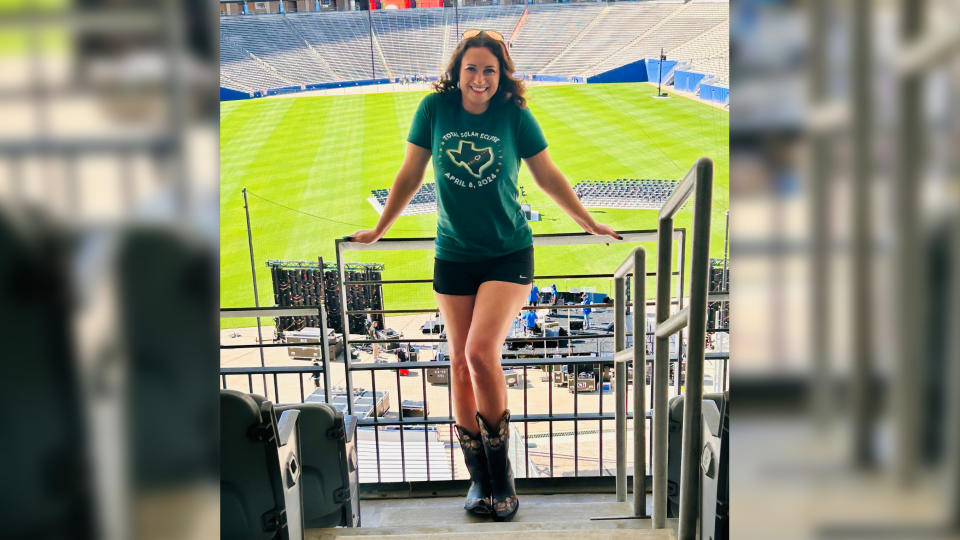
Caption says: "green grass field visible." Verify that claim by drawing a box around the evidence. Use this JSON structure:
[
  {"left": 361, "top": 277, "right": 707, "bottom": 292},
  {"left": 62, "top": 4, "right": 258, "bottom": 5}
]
[{"left": 220, "top": 83, "right": 728, "bottom": 328}]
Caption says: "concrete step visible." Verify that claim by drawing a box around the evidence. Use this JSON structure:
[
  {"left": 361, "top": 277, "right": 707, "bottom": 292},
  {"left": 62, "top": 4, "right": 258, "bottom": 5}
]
[
  {"left": 307, "top": 498, "right": 676, "bottom": 540},
  {"left": 313, "top": 529, "right": 675, "bottom": 540}
]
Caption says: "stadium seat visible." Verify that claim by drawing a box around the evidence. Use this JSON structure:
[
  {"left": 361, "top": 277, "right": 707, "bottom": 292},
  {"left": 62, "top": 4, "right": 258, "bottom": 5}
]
[
  {"left": 221, "top": 390, "right": 305, "bottom": 540},
  {"left": 274, "top": 403, "right": 361, "bottom": 528},
  {"left": 0, "top": 206, "right": 92, "bottom": 538}
]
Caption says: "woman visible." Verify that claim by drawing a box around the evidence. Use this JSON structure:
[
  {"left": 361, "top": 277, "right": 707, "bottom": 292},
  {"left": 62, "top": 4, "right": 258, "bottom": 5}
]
[{"left": 350, "top": 30, "right": 621, "bottom": 521}]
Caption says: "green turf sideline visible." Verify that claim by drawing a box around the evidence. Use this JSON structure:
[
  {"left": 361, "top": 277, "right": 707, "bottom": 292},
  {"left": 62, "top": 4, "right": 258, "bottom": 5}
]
[{"left": 220, "top": 83, "right": 728, "bottom": 329}]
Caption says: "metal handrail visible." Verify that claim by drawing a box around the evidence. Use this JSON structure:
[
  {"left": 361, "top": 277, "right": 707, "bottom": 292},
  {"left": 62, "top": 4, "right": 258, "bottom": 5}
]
[
  {"left": 649, "top": 157, "right": 713, "bottom": 537},
  {"left": 612, "top": 247, "right": 647, "bottom": 517},
  {"left": 220, "top": 227, "right": 709, "bottom": 492},
  {"left": 221, "top": 305, "right": 333, "bottom": 405},
  {"left": 334, "top": 230, "right": 679, "bottom": 418}
]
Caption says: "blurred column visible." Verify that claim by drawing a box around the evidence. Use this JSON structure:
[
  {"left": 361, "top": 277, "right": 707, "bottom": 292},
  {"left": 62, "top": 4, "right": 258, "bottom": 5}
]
[
  {"left": 807, "top": 0, "right": 834, "bottom": 428},
  {"left": 850, "top": 0, "right": 876, "bottom": 468},
  {"left": 893, "top": 0, "right": 924, "bottom": 485}
]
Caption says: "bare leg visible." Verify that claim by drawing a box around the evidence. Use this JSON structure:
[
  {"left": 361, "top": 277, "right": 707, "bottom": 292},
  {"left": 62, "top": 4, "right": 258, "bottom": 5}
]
[
  {"left": 465, "top": 280, "right": 531, "bottom": 427},
  {"left": 435, "top": 292, "right": 479, "bottom": 434}
]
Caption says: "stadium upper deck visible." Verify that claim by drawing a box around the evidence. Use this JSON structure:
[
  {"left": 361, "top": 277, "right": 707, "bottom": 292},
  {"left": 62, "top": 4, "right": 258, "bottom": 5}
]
[{"left": 220, "top": 1, "right": 728, "bottom": 94}]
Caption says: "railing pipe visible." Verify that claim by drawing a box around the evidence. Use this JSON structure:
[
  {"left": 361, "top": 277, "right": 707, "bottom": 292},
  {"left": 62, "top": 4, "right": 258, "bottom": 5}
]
[
  {"left": 652, "top": 219, "right": 673, "bottom": 529},
  {"left": 317, "top": 257, "right": 333, "bottom": 404},
  {"left": 336, "top": 239, "right": 355, "bottom": 417},
  {"left": 656, "top": 306, "right": 689, "bottom": 339},
  {"left": 675, "top": 158, "right": 713, "bottom": 540},
  {"left": 614, "top": 275, "right": 627, "bottom": 502},
  {"left": 613, "top": 247, "right": 648, "bottom": 517},
  {"left": 631, "top": 248, "right": 647, "bottom": 518}
]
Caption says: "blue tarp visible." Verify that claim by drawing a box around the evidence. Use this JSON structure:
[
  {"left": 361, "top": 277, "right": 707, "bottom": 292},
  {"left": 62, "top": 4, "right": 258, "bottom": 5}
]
[
  {"left": 644, "top": 59, "right": 678, "bottom": 85},
  {"left": 220, "top": 86, "right": 252, "bottom": 101},
  {"left": 698, "top": 84, "right": 729, "bottom": 104},
  {"left": 585, "top": 59, "right": 648, "bottom": 84},
  {"left": 673, "top": 70, "right": 706, "bottom": 93}
]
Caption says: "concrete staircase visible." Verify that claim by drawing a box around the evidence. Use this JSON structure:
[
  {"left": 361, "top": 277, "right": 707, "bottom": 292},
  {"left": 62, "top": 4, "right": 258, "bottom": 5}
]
[{"left": 308, "top": 495, "right": 677, "bottom": 539}]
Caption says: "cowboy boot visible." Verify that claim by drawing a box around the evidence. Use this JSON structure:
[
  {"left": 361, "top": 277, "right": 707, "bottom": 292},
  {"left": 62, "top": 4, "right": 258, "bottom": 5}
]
[
  {"left": 477, "top": 411, "right": 519, "bottom": 521},
  {"left": 454, "top": 425, "right": 492, "bottom": 516}
]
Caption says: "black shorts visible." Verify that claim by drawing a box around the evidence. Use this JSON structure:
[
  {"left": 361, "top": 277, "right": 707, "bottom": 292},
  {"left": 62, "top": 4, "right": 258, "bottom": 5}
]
[{"left": 433, "top": 247, "right": 534, "bottom": 295}]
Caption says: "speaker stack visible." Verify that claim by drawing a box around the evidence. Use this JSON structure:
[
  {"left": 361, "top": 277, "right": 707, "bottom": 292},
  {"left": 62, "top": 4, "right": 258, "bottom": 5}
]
[{"left": 267, "top": 259, "right": 385, "bottom": 336}]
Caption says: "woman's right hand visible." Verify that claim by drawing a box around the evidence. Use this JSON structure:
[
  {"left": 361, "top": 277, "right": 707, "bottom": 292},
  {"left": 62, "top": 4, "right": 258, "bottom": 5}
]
[{"left": 347, "top": 229, "right": 384, "bottom": 245}]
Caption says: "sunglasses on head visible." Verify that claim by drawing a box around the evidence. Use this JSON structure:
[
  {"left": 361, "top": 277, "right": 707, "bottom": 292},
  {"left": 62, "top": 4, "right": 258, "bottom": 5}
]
[{"left": 461, "top": 29, "right": 504, "bottom": 42}]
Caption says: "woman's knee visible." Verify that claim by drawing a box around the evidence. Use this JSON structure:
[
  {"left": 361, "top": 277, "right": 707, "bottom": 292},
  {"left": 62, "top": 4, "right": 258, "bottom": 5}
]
[
  {"left": 464, "top": 340, "right": 500, "bottom": 373},
  {"left": 450, "top": 353, "right": 471, "bottom": 380}
]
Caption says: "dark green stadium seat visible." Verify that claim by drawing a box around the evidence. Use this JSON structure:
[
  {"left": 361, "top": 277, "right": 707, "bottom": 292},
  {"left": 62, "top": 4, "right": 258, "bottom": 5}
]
[
  {"left": 221, "top": 390, "right": 304, "bottom": 540},
  {"left": 0, "top": 207, "right": 92, "bottom": 538},
  {"left": 275, "top": 403, "right": 360, "bottom": 528}
]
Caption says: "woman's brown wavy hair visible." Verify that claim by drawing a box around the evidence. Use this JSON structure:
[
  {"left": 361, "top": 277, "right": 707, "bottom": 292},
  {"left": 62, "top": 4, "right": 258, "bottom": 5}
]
[{"left": 433, "top": 31, "right": 527, "bottom": 109}]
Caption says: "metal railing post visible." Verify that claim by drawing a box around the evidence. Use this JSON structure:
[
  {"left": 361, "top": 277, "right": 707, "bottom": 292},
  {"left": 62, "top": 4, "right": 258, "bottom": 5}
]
[
  {"left": 614, "top": 275, "right": 627, "bottom": 502},
  {"left": 652, "top": 220, "right": 673, "bottom": 529},
  {"left": 317, "top": 257, "right": 333, "bottom": 404},
  {"left": 632, "top": 248, "right": 647, "bottom": 518},
  {"left": 614, "top": 247, "right": 649, "bottom": 517},
  {"left": 336, "top": 240, "right": 355, "bottom": 416},
  {"left": 677, "top": 158, "right": 713, "bottom": 540}
]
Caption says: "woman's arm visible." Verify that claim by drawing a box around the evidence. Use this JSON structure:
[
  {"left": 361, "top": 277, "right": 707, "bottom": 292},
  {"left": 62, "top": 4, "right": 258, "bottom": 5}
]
[
  {"left": 524, "top": 148, "right": 622, "bottom": 240},
  {"left": 349, "top": 143, "right": 432, "bottom": 244}
]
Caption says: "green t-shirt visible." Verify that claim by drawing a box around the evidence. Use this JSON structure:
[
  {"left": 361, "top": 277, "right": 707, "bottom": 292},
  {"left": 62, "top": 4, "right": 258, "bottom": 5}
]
[{"left": 407, "top": 91, "right": 548, "bottom": 262}]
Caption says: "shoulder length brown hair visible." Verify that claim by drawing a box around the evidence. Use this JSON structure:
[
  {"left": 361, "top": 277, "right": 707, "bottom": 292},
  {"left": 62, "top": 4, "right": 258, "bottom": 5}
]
[{"left": 433, "top": 32, "right": 527, "bottom": 109}]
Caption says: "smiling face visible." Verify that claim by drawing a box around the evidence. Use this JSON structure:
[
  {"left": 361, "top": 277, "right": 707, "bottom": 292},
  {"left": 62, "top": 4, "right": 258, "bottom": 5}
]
[{"left": 458, "top": 46, "right": 500, "bottom": 114}]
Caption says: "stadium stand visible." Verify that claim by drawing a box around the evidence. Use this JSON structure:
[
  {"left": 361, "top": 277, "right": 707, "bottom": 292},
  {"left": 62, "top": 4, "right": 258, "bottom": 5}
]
[
  {"left": 220, "top": 2, "right": 730, "bottom": 93},
  {"left": 586, "top": 1, "right": 728, "bottom": 78},
  {"left": 668, "top": 19, "right": 728, "bottom": 86},
  {"left": 541, "top": 2, "right": 680, "bottom": 77},
  {"left": 221, "top": 15, "right": 337, "bottom": 87},
  {"left": 287, "top": 12, "right": 390, "bottom": 80},
  {"left": 573, "top": 178, "right": 678, "bottom": 209},
  {"left": 508, "top": 3, "right": 605, "bottom": 75},
  {"left": 450, "top": 4, "right": 526, "bottom": 49},
  {"left": 220, "top": 34, "right": 295, "bottom": 92},
  {"left": 371, "top": 8, "right": 449, "bottom": 78}
]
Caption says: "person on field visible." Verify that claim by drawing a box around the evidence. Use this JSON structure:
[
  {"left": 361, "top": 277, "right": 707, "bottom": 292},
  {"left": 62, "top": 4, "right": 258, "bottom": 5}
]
[
  {"left": 528, "top": 282, "right": 540, "bottom": 306},
  {"left": 350, "top": 29, "right": 621, "bottom": 521},
  {"left": 581, "top": 293, "right": 592, "bottom": 329}
]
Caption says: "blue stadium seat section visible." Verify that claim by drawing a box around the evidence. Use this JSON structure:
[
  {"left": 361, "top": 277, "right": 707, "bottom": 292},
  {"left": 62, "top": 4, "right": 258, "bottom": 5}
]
[{"left": 220, "top": 3, "right": 729, "bottom": 101}]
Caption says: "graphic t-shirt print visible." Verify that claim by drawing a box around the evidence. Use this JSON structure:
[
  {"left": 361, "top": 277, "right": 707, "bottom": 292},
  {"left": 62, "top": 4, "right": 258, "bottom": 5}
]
[{"left": 440, "top": 130, "right": 504, "bottom": 189}]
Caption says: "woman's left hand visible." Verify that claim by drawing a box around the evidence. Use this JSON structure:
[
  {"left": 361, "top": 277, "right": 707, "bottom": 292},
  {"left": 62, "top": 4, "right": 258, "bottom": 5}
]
[{"left": 583, "top": 221, "right": 623, "bottom": 241}]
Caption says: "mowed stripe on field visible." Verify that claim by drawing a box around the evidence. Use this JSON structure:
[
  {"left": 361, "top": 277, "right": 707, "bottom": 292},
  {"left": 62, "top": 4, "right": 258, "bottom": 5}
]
[{"left": 220, "top": 84, "right": 728, "bottom": 325}]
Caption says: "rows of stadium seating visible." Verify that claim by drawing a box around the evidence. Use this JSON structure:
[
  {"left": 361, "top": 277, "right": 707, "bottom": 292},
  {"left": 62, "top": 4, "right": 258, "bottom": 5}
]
[
  {"left": 669, "top": 19, "right": 728, "bottom": 85},
  {"left": 573, "top": 178, "right": 678, "bottom": 209},
  {"left": 542, "top": 2, "right": 681, "bottom": 76},
  {"left": 221, "top": 15, "right": 337, "bottom": 87},
  {"left": 290, "top": 13, "right": 390, "bottom": 81},
  {"left": 369, "top": 183, "right": 437, "bottom": 216},
  {"left": 220, "top": 2, "right": 728, "bottom": 93},
  {"left": 371, "top": 8, "right": 449, "bottom": 77},
  {"left": 587, "top": 1, "right": 728, "bottom": 77},
  {"left": 221, "top": 34, "right": 294, "bottom": 90},
  {"left": 508, "top": 3, "right": 605, "bottom": 75}
]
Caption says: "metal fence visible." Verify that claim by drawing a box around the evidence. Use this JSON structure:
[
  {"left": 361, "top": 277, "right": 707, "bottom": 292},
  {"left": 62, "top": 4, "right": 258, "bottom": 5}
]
[{"left": 220, "top": 160, "right": 724, "bottom": 535}]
